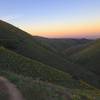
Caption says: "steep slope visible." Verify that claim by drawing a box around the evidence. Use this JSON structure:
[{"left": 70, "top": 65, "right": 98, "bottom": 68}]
[
  {"left": 70, "top": 39, "right": 100, "bottom": 75},
  {"left": 62, "top": 41, "right": 94, "bottom": 57},
  {"left": 0, "top": 72, "right": 72, "bottom": 100},
  {"left": 0, "top": 20, "right": 99, "bottom": 88},
  {"left": 1, "top": 47, "right": 99, "bottom": 99},
  {"left": 1, "top": 71, "right": 100, "bottom": 100},
  {"left": 0, "top": 47, "right": 81, "bottom": 88}
]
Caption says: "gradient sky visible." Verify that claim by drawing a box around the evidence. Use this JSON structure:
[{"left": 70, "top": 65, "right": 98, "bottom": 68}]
[{"left": 0, "top": 0, "right": 100, "bottom": 38}]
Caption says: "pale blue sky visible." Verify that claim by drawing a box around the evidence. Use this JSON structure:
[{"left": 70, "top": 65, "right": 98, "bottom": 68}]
[{"left": 0, "top": 0, "right": 100, "bottom": 38}]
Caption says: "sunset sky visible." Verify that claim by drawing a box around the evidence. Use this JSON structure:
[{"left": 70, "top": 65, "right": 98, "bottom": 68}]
[{"left": 0, "top": 0, "right": 100, "bottom": 38}]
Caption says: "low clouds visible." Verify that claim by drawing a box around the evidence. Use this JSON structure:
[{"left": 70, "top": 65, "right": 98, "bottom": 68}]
[{"left": 0, "top": 14, "right": 23, "bottom": 21}]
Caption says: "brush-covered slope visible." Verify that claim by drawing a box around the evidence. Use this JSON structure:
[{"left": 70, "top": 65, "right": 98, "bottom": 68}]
[
  {"left": 70, "top": 39, "right": 100, "bottom": 75},
  {"left": 1, "top": 71, "right": 100, "bottom": 100},
  {"left": 0, "top": 47, "right": 81, "bottom": 88},
  {"left": 0, "top": 71, "right": 73, "bottom": 100},
  {"left": 1, "top": 47, "right": 99, "bottom": 100},
  {"left": 0, "top": 20, "right": 100, "bottom": 88}
]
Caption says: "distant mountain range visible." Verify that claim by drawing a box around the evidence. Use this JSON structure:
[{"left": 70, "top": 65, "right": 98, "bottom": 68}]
[{"left": 0, "top": 20, "right": 100, "bottom": 100}]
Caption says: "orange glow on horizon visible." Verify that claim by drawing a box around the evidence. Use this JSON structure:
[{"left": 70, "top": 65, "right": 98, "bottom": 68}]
[{"left": 19, "top": 20, "right": 100, "bottom": 38}]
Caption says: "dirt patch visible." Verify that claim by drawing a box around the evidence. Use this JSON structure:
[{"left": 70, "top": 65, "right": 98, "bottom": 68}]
[{"left": 0, "top": 76, "right": 24, "bottom": 100}]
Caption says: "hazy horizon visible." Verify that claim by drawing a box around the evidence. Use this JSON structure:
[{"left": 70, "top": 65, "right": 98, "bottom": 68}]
[{"left": 0, "top": 0, "right": 100, "bottom": 38}]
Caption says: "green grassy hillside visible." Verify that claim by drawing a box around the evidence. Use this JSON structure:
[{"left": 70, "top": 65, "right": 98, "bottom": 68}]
[
  {"left": 1, "top": 71, "right": 100, "bottom": 100},
  {"left": 0, "top": 71, "right": 73, "bottom": 100},
  {"left": 70, "top": 39, "right": 100, "bottom": 76},
  {"left": 0, "top": 47, "right": 82, "bottom": 88},
  {"left": 0, "top": 47, "right": 99, "bottom": 100},
  {"left": 62, "top": 42, "right": 93, "bottom": 57}
]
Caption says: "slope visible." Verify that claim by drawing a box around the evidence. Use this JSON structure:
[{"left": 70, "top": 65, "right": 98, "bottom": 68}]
[
  {"left": 33, "top": 36, "right": 91, "bottom": 53},
  {"left": 62, "top": 41, "right": 94, "bottom": 57},
  {"left": 0, "top": 47, "right": 82, "bottom": 88},
  {"left": 70, "top": 39, "right": 100, "bottom": 75},
  {"left": 1, "top": 47, "right": 99, "bottom": 99},
  {"left": 0, "top": 72, "right": 72, "bottom": 100},
  {"left": 1, "top": 71, "right": 100, "bottom": 100}
]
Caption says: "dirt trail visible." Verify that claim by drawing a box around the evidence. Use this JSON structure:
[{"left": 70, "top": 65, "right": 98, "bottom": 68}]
[{"left": 0, "top": 76, "right": 24, "bottom": 100}]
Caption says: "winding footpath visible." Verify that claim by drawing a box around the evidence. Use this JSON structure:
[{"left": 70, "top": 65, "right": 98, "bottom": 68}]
[{"left": 0, "top": 76, "right": 24, "bottom": 100}]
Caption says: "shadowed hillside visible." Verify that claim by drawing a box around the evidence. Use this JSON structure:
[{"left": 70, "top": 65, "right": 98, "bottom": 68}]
[
  {"left": 1, "top": 71, "right": 100, "bottom": 100},
  {"left": 33, "top": 36, "right": 91, "bottom": 53},
  {"left": 0, "top": 20, "right": 99, "bottom": 88},
  {"left": 70, "top": 39, "right": 100, "bottom": 76},
  {"left": 0, "top": 47, "right": 81, "bottom": 88}
]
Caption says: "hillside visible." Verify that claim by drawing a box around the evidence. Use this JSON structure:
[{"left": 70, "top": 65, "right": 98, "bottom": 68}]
[
  {"left": 33, "top": 36, "right": 91, "bottom": 54},
  {"left": 0, "top": 47, "right": 81, "bottom": 88},
  {"left": 0, "top": 72, "right": 73, "bottom": 100},
  {"left": 1, "top": 71, "right": 100, "bottom": 100},
  {"left": 0, "top": 47, "right": 99, "bottom": 100},
  {"left": 0, "top": 20, "right": 99, "bottom": 88},
  {"left": 62, "top": 41, "right": 94, "bottom": 57},
  {"left": 70, "top": 39, "right": 100, "bottom": 75}
]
